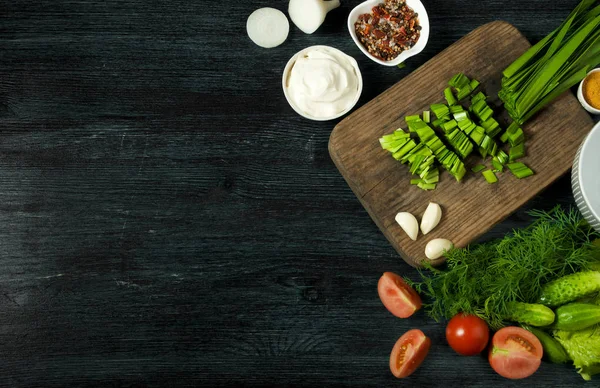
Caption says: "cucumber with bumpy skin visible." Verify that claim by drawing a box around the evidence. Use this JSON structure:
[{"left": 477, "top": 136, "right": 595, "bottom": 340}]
[
  {"left": 522, "top": 325, "right": 569, "bottom": 364},
  {"left": 554, "top": 302, "right": 600, "bottom": 331},
  {"left": 538, "top": 271, "right": 600, "bottom": 307},
  {"left": 504, "top": 301, "right": 555, "bottom": 326}
]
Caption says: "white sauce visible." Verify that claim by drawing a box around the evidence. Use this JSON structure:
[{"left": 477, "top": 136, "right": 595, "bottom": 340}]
[{"left": 286, "top": 47, "right": 360, "bottom": 119}]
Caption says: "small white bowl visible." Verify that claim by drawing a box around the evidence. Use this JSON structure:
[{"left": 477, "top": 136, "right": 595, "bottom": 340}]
[
  {"left": 577, "top": 68, "right": 600, "bottom": 115},
  {"left": 348, "top": 0, "right": 430, "bottom": 67},
  {"left": 282, "top": 45, "right": 363, "bottom": 121},
  {"left": 572, "top": 120, "right": 600, "bottom": 233}
]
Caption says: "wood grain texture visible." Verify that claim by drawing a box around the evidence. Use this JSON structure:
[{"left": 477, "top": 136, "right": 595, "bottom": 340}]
[
  {"left": 329, "top": 21, "right": 594, "bottom": 267},
  {"left": 0, "top": 0, "right": 594, "bottom": 386}
]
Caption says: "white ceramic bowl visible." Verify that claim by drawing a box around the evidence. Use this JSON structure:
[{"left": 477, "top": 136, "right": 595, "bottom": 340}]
[
  {"left": 577, "top": 68, "right": 600, "bottom": 115},
  {"left": 572, "top": 120, "right": 600, "bottom": 233},
  {"left": 348, "top": 0, "right": 430, "bottom": 67},
  {"left": 282, "top": 45, "right": 363, "bottom": 121}
]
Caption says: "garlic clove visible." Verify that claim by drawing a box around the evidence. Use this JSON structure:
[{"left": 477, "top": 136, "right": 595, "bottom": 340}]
[
  {"left": 425, "top": 238, "right": 453, "bottom": 260},
  {"left": 420, "top": 202, "right": 442, "bottom": 235},
  {"left": 395, "top": 212, "right": 419, "bottom": 241}
]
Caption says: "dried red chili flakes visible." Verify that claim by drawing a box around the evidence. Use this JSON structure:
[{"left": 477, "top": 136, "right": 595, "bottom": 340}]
[{"left": 354, "top": 0, "right": 421, "bottom": 61}]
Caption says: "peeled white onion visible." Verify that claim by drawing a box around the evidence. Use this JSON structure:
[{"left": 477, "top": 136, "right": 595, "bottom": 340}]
[{"left": 247, "top": 8, "right": 289, "bottom": 49}]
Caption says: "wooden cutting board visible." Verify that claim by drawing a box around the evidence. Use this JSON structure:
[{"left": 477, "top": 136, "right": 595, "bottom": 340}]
[{"left": 329, "top": 21, "right": 594, "bottom": 268}]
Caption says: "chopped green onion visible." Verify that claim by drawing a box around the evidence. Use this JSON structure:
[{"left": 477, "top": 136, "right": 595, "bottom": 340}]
[
  {"left": 470, "top": 126, "right": 485, "bottom": 146},
  {"left": 445, "top": 128, "right": 474, "bottom": 159},
  {"left": 444, "top": 87, "right": 457, "bottom": 106},
  {"left": 471, "top": 164, "right": 486, "bottom": 173},
  {"left": 431, "top": 103, "right": 450, "bottom": 119},
  {"left": 507, "top": 162, "right": 534, "bottom": 178},
  {"left": 405, "top": 115, "right": 421, "bottom": 124},
  {"left": 494, "top": 150, "right": 509, "bottom": 165},
  {"left": 410, "top": 178, "right": 422, "bottom": 185},
  {"left": 417, "top": 182, "right": 437, "bottom": 190},
  {"left": 482, "top": 169, "right": 498, "bottom": 184},
  {"left": 421, "top": 168, "right": 440, "bottom": 183},
  {"left": 449, "top": 73, "right": 471, "bottom": 89},
  {"left": 480, "top": 117, "right": 502, "bottom": 137},
  {"left": 397, "top": 62, "right": 406, "bottom": 69},
  {"left": 450, "top": 105, "right": 465, "bottom": 114},
  {"left": 432, "top": 118, "right": 447, "bottom": 128},
  {"left": 509, "top": 142, "right": 525, "bottom": 161},
  {"left": 469, "top": 79, "right": 480, "bottom": 91},
  {"left": 392, "top": 140, "right": 417, "bottom": 160},
  {"left": 471, "top": 92, "right": 487, "bottom": 104},
  {"left": 453, "top": 111, "right": 469, "bottom": 122},
  {"left": 441, "top": 119, "right": 458, "bottom": 133},
  {"left": 492, "top": 159, "right": 504, "bottom": 172},
  {"left": 449, "top": 73, "right": 474, "bottom": 100},
  {"left": 508, "top": 127, "right": 525, "bottom": 146},
  {"left": 423, "top": 110, "right": 431, "bottom": 123}
]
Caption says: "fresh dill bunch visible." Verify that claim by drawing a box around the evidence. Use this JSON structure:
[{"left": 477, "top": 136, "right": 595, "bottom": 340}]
[{"left": 410, "top": 206, "right": 600, "bottom": 330}]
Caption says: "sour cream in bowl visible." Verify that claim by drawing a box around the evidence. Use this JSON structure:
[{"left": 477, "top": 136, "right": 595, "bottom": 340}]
[{"left": 282, "top": 45, "right": 363, "bottom": 121}]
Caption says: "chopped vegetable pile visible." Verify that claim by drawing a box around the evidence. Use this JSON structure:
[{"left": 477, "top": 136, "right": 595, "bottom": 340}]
[{"left": 379, "top": 73, "right": 533, "bottom": 190}]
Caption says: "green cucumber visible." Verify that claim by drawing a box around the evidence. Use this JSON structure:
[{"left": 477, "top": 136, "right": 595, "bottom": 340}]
[
  {"left": 553, "top": 302, "right": 600, "bottom": 331},
  {"left": 522, "top": 325, "right": 569, "bottom": 364},
  {"left": 504, "top": 301, "right": 555, "bottom": 326},
  {"left": 538, "top": 271, "right": 600, "bottom": 307}
]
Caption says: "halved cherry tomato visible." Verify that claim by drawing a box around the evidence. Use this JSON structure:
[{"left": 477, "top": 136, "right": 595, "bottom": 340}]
[
  {"left": 446, "top": 313, "right": 489, "bottom": 356},
  {"left": 377, "top": 272, "right": 421, "bottom": 318},
  {"left": 489, "top": 326, "right": 543, "bottom": 379},
  {"left": 390, "top": 329, "right": 431, "bottom": 378}
]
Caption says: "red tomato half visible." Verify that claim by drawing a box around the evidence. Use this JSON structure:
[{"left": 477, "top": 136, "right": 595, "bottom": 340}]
[
  {"left": 489, "top": 326, "right": 543, "bottom": 379},
  {"left": 445, "top": 313, "right": 490, "bottom": 356},
  {"left": 377, "top": 272, "right": 422, "bottom": 318},
  {"left": 389, "top": 329, "right": 431, "bottom": 378}
]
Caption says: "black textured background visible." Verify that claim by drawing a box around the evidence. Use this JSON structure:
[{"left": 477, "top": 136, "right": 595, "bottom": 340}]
[{"left": 0, "top": 0, "right": 590, "bottom": 386}]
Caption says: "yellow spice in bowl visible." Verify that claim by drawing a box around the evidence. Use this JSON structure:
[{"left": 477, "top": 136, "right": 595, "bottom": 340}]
[{"left": 583, "top": 72, "right": 600, "bottom": 109}]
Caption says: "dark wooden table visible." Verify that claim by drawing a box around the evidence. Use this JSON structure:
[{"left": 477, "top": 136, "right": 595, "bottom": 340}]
[{"left": 0, "top": 0, "right": 591, "bottom": 386}]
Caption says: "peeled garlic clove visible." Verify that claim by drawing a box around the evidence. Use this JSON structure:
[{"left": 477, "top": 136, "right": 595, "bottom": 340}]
[
  {"left": 425, "top": 238, "right": 453, "bottom": 260},
  {"left": 420, "top": 202, "right": 442, "bottom": 235},
  {"left": 395, "top": 212, "right": 419, "bottom": 241}
]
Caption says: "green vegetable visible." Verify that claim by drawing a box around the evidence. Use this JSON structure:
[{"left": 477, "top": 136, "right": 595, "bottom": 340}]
[
  {"left": 444, "top": 87, "right": 457, "bottom": 106},
  {"left": 507, "top": 162, "right": 534, "bottom": 178},
  {"left": 509, "top": 143, "right": 525, "bottom": 162},
  {"left": 554, "top": 302, "right": 600, "bottom": 331},
  {"left": 482, "top": 169, "right": 497, "bottom": 184},
  {"left": 522, "top": 325, "right": 569, "bottom": 364},
  {"left": 471, "top": 91, "right": 486, "bottom": 104},
  {"left": 538, "top": 271, "right": 600, "bottom": 307},
  {"left": 555, "top": 324, "right": 600, "bottom": 380},
  {"left": 471, "top": 164, "right": 486, "bottom": 173},
  {"left": 499, "top": 0, "right": 600, "bottom": 124},
  {"left": 423, "top": 110, "right": 431, "bottom": 123},
  {"left": 504, "top": 301, "right": 555, "bottom": 326},
  {"left": 492, "top": 159, "right": 504, "bottom": 172},
  {"left": 380, "top": 72, "right": 536, "bottom": 191},
  {"left": 431, "top": 118, "right": 447, "bottom": 128},
  {"left": 494, "top": 150, "right": 509, "bottom": 165},
  {"left": 431, "top": 103, "right": 449, "bottom": 119},
  {"left": 405, "top": 115, "right": 421, "bottom": 124},
  {"left": 407, "top": 207, "right": 600, "bottom": 330}
]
